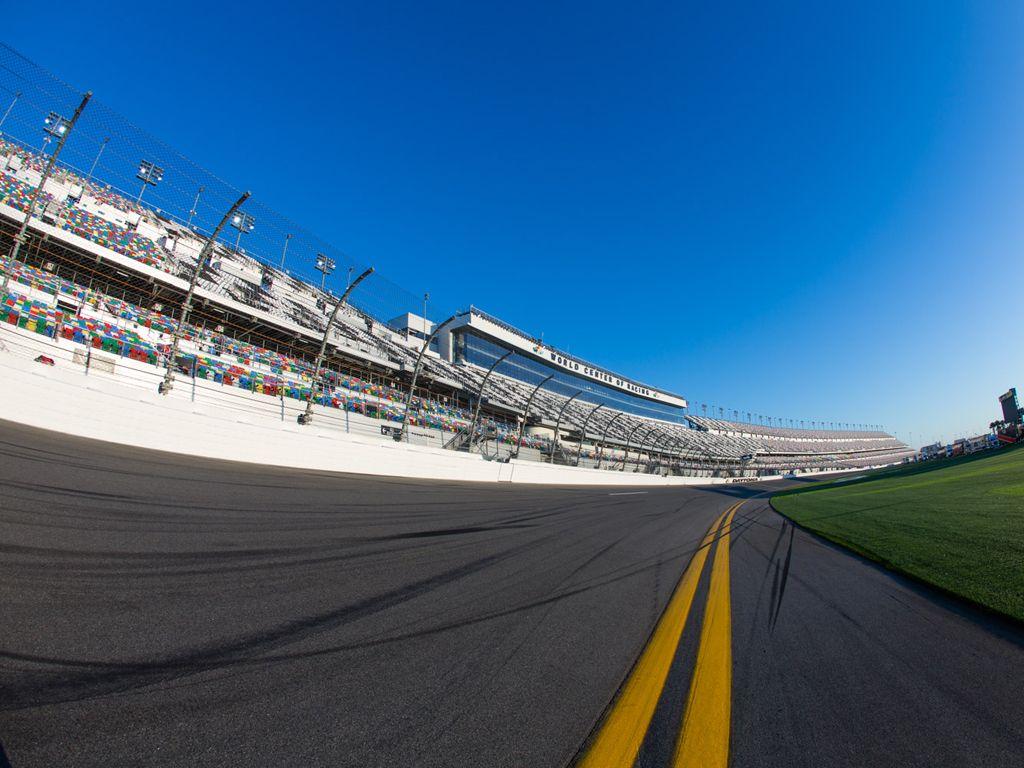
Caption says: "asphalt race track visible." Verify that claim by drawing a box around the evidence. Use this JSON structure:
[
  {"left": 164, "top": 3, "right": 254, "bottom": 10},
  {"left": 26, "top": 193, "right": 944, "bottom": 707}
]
[{"left": 0, "top": 420, "right": 1022, "bottom": 767}]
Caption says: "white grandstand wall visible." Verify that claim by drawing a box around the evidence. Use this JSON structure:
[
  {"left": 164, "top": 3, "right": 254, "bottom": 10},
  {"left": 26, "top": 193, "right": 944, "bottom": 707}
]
[{"left": 0, "top": 324, "right": 782, "bottom": 486}]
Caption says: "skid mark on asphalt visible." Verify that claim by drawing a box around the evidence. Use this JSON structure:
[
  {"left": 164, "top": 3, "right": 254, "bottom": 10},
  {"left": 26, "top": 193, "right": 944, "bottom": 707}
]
[{"left": 0, "top": 543, "right": 532, "bottom": 709}]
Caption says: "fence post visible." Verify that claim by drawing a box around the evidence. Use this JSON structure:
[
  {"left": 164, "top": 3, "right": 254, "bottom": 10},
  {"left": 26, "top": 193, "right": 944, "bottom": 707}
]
[
  {"left": 468, "top": 350, "right": 512, "bottom": 452},
  {"left": 513, "top": 373, "right": 554, "bottom": 460},
  {"left": 85, "top": 346, "right": 91, "bottom": 375},
  {"left": 297, "top": 266, "right": 374, "bottom": 425},
  {"left": 574, "top": 402, "right": 605, "bottom": 468},
  {"left": 551, "top": 390, "right": 584, "bottom": 464},
  {"left": 595, "top": 411, "right": 625, "bottom": 470}
]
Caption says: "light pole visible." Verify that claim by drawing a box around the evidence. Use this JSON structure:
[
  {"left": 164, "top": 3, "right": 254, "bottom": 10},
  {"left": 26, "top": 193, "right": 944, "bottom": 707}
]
[
  {"left": 87, "top": 136, "right": 109, "bottom": 180},
  {"left": 280, "top": 233, "right": 292, "bottom": 269},
  {"left": 297, "top": 266, "right": 374, "bottom": 425},
  {"left": 397, "top": 313, "right": 460, "bottom": 443},
  {"left": 0, "top": 91, "right": 20, "bottom": 133},
  {"left": 135, "top": 159, "right": 164, "bottom": 203},
  {"left": 2, "top": 92, "right": 91, "bottom": 292},
  {"left": 230, "top": 210, "right": 255, "bottom": 252},
  {"left": 315, "top": 252, "right": 335, "bottom": 291},
  {"left": 186, "top": 186, "right": 204, "bottom": 228},
  {"left": 159, "top": 191, "right": 250, "bottom": 395},
  {"left": 423, "top": 292, "right": 429, "bottom": 339}
]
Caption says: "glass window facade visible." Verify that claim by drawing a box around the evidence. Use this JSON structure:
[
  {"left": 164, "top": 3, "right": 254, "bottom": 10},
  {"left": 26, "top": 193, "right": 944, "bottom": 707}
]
[{"left": 455, "top": 330, "right": 689, "bottom": 425}]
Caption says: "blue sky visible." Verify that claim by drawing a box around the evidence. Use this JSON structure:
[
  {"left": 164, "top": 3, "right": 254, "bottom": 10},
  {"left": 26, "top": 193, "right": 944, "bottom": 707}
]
[{"left": 6, "top": 1, "right": 1023, "bottom": 445}]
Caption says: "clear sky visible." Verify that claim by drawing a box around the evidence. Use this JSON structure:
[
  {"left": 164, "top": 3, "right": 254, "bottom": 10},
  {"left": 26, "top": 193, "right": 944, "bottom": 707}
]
[{"left": 6, "top": 1, "right": 1023, "bottom": 446}]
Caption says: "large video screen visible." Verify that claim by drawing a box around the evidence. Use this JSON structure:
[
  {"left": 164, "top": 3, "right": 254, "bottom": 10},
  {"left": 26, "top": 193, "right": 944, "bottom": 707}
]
[{"left": 999, "top": 388, "right": 1020, "bottom": 423}]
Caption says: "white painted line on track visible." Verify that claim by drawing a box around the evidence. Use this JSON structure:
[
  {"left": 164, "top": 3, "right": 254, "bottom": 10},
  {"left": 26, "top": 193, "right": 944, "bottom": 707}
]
[{"left": 609, "top": 491, "right": 649, "bottom": 496}]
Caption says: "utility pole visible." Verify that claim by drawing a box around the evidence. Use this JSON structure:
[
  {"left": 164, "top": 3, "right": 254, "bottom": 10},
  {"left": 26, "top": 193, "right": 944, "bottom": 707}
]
[{"left": 2, "top": 91, "right": 91, "bottom": 291}]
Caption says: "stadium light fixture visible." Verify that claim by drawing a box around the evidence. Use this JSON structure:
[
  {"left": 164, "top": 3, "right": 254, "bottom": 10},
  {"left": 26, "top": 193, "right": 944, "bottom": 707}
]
[
  {"left": 314, "top": 252, "right": 335, "bottom": 291},
  {"left": 297, "top": 266, "right": 374, "bottom": 426},
  {"left": 2, "top": 92, "right": 91, "bottom": 292},
  {"left": 160, "top": 191, "right": 251, "bottom": 396},
  {"left": 230, "top": 211, "right": 255, "bottom": 252},
  {"left": 42, "top": 110, "right": 70, "bottom": 154},
  {"left": 135, "top": 159, "right": 164, "bottom": 203}
]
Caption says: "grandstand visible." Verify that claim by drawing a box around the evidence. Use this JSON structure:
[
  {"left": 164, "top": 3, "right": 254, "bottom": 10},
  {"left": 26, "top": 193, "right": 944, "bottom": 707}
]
[{"left": 0, "top": 65, "right": 914, "bottom": 480}]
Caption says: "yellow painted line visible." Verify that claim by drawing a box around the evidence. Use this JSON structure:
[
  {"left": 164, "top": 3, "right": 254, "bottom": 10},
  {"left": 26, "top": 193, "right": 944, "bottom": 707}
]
[
  {"left": 672, "top": 501, "right": 742, "bottom": 768},
  {"left": 576, "top": 501, "right": 740, "bottom": 768}
]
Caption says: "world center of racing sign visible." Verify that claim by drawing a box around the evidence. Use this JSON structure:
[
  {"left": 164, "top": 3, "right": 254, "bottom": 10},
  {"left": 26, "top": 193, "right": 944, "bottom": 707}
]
[{"left": 455, "top": 310, "right": 688, "bottom": 409}]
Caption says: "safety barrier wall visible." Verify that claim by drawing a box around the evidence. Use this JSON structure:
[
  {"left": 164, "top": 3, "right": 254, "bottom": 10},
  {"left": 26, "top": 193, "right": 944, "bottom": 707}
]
[{"left": 0, "top": 324, "right": 765, "bottom": 485}]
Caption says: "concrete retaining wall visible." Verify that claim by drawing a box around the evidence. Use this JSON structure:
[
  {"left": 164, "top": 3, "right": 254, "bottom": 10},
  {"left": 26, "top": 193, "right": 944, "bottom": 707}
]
[{"left": 0, "top": 326, "right": 762, "bottom": 486}]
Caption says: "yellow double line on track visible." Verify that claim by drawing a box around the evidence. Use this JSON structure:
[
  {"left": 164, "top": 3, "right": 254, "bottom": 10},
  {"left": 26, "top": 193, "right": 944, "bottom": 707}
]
[{"left": 577, "top": 500, "right": 743, "bottom": 768}]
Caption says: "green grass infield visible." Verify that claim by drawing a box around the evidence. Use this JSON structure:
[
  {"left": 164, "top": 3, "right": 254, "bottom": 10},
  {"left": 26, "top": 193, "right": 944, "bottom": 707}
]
[{"left": 772, "top": 445, "right": 1024, "bottom": 622}]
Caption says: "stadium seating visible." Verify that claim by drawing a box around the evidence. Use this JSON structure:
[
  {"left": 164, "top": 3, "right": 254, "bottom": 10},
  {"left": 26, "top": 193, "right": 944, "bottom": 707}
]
[{"left": 0, "top": 137, "right": 914, "bottom": 474}]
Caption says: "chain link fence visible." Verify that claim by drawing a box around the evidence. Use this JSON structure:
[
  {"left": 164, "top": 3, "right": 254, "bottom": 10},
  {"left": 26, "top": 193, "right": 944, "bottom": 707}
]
[{"left": 0, "top": 42, "right": 424, "bottom": 323}]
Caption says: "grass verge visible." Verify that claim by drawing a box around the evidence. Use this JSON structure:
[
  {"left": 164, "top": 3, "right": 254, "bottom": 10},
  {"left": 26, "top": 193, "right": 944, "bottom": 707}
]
[{"left": 772, "top": 445, "right": 1024, "bottom": 622}]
